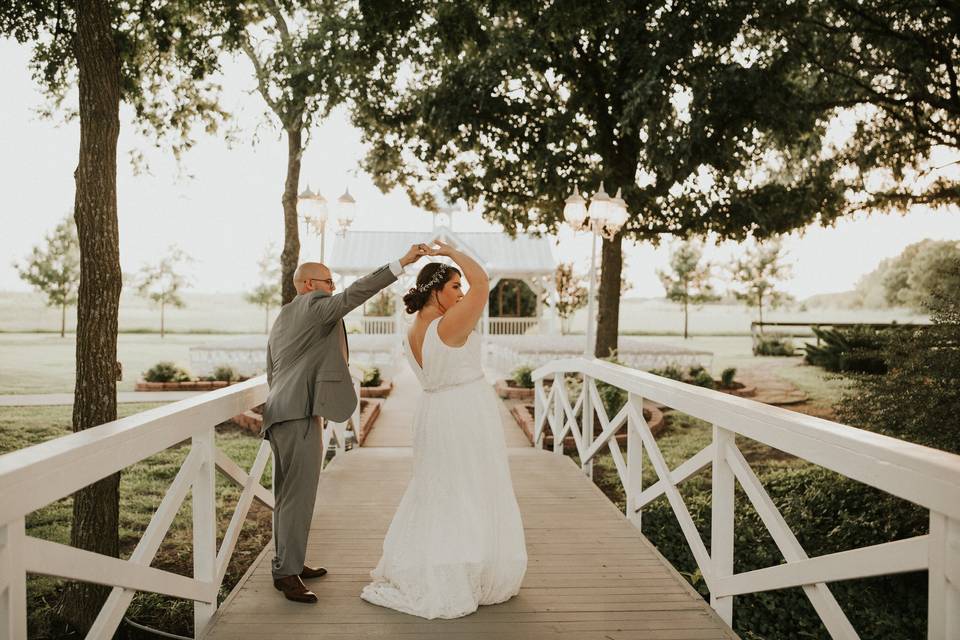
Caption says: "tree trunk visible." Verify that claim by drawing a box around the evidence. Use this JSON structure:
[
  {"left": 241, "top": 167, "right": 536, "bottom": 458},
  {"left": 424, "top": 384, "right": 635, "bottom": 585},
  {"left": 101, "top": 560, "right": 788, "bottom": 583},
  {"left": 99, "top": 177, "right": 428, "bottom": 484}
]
[
  {"left": 61, "top": 302, "right": 66, "bottom": 338},
  {"left": 160, "top": 299, "right": 165, "bottom": 338},
  {"left": 59, "top": 0, "right": 123, "bottom": 633},
  {"left": 264, "top": 305, "right": 269, "bottom": 334},
  {"left": 683, "top": 298, "right": 689, "bottom": 340},
  {"left": 758, "top": 292, "right": 764, "bottom": 326},
  {"left": 280, "top": 126, "right": 303, "bottom": 304},
  {"left": 594, "top": 231, "right": 624, "bottom": 359}
]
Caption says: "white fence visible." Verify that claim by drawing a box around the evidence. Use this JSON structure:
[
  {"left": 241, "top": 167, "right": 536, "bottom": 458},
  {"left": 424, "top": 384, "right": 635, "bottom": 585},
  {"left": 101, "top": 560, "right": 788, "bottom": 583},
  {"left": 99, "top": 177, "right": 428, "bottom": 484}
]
[
  {"left": 0, "top": 369, "right": 363, "bottom": 640},
  {"left": 358, "top": 317, "right": 396, "bottom": 335},
  {"left": 532, "top": 358, "right": 960, "bottom": 639},
  {"left": 485, "top": 317, "right": 539, "bottom": 336}
]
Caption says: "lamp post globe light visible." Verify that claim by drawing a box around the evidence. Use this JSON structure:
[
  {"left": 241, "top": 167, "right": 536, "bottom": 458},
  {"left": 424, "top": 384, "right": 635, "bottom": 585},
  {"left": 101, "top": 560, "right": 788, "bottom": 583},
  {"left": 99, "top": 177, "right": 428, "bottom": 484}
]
[
  {"left": 297, "top": 185, "right": 331, "bottom": 262},
  {"left": 336, "top": 187, "right": 356, "bottom": 237},
  {"left": 563, "top": 181, "right": 629, "bottom": 357}
]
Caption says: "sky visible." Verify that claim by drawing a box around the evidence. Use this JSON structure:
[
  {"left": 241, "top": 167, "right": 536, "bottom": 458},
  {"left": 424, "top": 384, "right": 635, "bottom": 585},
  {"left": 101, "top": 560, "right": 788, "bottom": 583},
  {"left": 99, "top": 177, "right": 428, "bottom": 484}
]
[{"left": 2, "top": 38, "right": 959, "bottom": 300}]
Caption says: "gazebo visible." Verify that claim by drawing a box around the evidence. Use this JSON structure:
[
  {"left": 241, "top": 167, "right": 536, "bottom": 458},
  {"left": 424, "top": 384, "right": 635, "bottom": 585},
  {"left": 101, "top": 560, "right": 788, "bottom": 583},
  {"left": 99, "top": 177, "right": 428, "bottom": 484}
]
[{"left": 328, "top": 225, "right": 557, "bottom": 336}]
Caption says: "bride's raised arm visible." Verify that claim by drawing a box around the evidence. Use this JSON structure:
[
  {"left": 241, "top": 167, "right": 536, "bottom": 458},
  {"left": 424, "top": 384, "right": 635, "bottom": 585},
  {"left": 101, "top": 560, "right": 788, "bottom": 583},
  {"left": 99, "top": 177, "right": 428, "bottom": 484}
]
[{"left": 433, "top": 240, "right": 489, "bottom": 347}]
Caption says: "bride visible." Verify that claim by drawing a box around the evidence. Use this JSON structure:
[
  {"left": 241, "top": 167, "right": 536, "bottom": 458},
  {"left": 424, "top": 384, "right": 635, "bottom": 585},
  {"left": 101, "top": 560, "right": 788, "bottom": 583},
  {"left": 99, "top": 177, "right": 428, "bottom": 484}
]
[{"left": 360, "top": 240, "right": 528, "bottom": 619}]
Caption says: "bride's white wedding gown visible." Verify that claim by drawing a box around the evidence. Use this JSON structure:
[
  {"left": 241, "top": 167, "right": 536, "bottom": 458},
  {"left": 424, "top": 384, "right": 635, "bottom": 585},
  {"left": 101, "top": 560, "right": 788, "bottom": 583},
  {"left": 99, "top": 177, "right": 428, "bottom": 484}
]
[{"left": 360, "top": 316, "right": 527, "bottom": 619}]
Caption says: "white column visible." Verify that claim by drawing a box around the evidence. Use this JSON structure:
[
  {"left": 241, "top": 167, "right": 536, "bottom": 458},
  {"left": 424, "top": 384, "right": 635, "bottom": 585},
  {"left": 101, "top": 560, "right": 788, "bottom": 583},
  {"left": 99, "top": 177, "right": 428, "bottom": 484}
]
[
  {"left": 0, "top": 518, "right": 27, "bottom": 640},
  {"left": 192, "top": 426, "right": 217, "bottom": 632},
  {"left": 711, "top": 426, "right": 736, "bottom": 626}
]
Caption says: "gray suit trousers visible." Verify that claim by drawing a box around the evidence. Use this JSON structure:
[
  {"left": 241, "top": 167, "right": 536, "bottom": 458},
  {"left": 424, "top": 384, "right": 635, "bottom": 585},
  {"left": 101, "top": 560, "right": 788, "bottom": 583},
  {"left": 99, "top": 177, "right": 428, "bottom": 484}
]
[{"left": 266, "top": 417, "right": 321, "bottom": 579}]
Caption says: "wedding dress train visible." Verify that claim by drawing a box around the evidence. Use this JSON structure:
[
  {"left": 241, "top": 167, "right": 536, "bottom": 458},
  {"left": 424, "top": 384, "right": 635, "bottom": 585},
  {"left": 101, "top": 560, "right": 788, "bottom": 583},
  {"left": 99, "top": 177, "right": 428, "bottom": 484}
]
[{"left": 360, "top": 317, "right": 527, "bottom": 619}]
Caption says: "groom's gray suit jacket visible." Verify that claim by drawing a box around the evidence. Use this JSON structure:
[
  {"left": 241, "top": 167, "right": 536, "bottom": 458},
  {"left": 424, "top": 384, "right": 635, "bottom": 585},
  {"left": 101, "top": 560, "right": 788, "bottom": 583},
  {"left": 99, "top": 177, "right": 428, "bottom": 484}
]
[{"left": 261, "top": 263, "right": 400, "bottom": 434}]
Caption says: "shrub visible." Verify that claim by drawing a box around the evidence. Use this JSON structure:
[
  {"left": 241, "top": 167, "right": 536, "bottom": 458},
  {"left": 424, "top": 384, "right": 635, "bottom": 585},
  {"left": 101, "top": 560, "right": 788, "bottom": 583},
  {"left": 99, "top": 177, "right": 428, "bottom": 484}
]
[
  {"left": 689, "top": 369, "right": 715, "bottom": 389},
  {"left": 753, "top": 335, "right": 795, "bottom": 356},
  {"left": 211, "top": 365, "right": 238, "bottom": 382},
  {"left": 511, "top": 364, "right": 535, "bottom": 389},
  {"left": 837, "top": 276, "right": 960, "bottom": 453},
  {"left": 650, "top": 365, "right": 684, "bottom": 381},
  {"left": 143, "top": 361, "right": 191, "bottom": 383},
  {"left": 804, "top": 325, "right": 890, "bottom": 374},
  {"left": 361, "top": 366, "right": 382, "bottom": 387},
  {"left": 640, "top": 465, "right": 927, "bottom": 639},
  {"left": 720, "top": 367, "right": 737, "bottom": 387}
]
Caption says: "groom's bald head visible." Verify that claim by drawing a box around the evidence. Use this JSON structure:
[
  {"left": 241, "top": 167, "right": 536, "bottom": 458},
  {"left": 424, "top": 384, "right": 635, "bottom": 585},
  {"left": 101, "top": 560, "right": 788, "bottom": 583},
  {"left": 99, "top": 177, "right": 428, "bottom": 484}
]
[{"left": 294, "top": 262, "right": 334, "bottom": 295}]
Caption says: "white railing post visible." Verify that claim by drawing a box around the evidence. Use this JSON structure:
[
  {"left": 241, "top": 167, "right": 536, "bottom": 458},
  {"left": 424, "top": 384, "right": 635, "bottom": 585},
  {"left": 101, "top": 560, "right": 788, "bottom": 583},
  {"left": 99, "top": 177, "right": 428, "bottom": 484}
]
[
  {"left": 710, "top": 426, "right": 735, "bottom": 626},
  {"left": 0, "top": 518, "right": 26, "bottom": 640},
  {"left": 534, "top": 380, "right": 544, "bottom": 449},
  {"left": 192, "top": 426, "right": 217, "bottom": 633},
  {"left": 929, "top": 511, "right": 960, "bottom": 639},
  {"left": 626, "top": 393, "right": 643, "bottom": 531},
  {"left": 582, "top": 376, "right": 594, "bottom": 479},
  {"left": 553, "top": 376, "right": 564, "bottom": 456}
]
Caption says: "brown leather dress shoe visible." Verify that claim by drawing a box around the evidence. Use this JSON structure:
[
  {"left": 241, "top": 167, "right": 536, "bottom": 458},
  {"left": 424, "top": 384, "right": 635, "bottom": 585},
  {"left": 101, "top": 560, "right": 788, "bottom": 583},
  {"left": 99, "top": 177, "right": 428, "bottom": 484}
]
[
  {"left": 273, "top": 575, "right": 318, "bottom": 603},
  {"left": 300, "top": 565, "right": 328, "bottom": 579}
]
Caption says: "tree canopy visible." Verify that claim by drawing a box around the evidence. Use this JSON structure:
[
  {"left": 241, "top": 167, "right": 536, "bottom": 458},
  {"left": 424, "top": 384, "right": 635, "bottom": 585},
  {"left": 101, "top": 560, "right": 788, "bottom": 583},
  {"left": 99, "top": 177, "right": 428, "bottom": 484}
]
[{"left": 346, "top": 0, "right": 849, "bottom": 356}]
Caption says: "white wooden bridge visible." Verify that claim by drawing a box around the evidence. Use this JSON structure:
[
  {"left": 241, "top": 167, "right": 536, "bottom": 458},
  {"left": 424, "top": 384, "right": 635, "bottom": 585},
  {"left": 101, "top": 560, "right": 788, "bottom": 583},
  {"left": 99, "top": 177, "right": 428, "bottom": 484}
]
[{"left": 1, "top": 358, "right": 958, "bottom": 639}]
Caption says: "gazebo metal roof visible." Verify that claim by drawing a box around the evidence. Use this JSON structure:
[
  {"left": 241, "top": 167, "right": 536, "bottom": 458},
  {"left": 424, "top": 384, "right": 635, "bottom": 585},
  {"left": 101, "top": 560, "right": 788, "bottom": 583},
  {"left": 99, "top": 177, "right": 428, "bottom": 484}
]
[{"left": 327, "top": 226, "right": 555, "bottom": 278}]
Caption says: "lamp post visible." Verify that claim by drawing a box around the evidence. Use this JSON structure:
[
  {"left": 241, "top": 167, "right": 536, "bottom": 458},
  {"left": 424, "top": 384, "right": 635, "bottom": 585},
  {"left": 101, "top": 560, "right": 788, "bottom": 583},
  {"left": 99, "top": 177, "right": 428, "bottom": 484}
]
[
  {"left": 336, "top": 187, "right": 356, "bottom": 237},
  {"left": 297, "top": 185, "right": 329, "bottom": 262},
  {"left": 563, "top": 182, "right": 629, "bottom": 357}
]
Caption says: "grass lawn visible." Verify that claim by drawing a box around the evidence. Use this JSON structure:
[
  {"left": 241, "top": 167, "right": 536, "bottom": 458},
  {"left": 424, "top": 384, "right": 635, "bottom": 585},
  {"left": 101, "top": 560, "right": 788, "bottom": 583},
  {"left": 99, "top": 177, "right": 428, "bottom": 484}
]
[
  {"left": 0, "top": 403, "right": 272, "bottom": 639},
  {"left": 0, "top": 333, "right": 267, "bottom": 394}
]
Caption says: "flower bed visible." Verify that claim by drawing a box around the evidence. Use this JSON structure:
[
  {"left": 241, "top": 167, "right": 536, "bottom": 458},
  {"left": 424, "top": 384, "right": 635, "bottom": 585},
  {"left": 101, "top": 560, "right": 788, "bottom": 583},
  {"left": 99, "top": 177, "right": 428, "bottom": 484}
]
[
  {"left": 495, "top": 379, "right": 535, "bottom": 400},
  {"left": 135, "top": 379, "right": 232, "bottom": 391},
  {"left": 360, "top": 381, "right": 393, "bottom": 398}
]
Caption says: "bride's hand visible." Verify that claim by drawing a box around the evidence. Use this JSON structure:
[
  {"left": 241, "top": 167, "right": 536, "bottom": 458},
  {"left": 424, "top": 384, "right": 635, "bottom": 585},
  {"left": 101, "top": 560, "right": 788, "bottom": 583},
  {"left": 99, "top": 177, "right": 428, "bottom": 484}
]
[{"left": 431, "top": 240, "right": 455, "bottom": 257}]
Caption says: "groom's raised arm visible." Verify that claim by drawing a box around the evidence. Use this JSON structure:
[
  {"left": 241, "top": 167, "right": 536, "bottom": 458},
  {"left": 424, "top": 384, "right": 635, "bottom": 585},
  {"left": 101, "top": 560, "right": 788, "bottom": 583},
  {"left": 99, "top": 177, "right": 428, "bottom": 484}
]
[{"left": 308, "top": 244, "right": 428, "bottom": 325}]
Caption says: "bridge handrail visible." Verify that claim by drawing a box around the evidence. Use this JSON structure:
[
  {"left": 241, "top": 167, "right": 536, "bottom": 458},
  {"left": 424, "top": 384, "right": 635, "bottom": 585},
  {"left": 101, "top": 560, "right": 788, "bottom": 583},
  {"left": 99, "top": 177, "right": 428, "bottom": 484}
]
[
  {"left": 0, "top": 370, "right": 362, "bottom": 639},
  {"left": 532, "top": 357, "right": 960, "bottom": 638}
]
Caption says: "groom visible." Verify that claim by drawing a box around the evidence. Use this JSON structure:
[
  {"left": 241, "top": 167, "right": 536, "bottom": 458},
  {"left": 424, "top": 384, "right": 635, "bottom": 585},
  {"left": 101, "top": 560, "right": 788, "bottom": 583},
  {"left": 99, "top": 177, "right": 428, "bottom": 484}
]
[{"left": 262, "top": 243, "right": 431, "bottom": 603}]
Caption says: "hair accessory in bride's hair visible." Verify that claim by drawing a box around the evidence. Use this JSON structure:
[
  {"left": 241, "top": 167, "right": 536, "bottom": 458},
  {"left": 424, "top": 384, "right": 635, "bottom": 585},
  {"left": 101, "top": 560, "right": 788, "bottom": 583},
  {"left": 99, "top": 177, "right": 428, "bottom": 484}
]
[{"left": 417, "top": 265, "right": 449, "bottom": 293}]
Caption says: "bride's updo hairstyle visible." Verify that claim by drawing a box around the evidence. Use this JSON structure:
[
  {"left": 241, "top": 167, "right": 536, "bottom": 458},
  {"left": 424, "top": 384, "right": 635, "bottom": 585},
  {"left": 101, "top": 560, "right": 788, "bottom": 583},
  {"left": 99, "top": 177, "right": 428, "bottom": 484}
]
[{"left": 403, "top": 262, "right": 462, "bottom": 314}]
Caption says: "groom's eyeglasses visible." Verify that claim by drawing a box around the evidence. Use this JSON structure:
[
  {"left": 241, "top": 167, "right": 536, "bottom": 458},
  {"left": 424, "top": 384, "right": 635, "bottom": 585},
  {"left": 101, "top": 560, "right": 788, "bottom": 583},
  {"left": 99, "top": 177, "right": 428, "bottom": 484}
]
[{"left": 306, "top": 278, "right": 335, "bottom": 287}]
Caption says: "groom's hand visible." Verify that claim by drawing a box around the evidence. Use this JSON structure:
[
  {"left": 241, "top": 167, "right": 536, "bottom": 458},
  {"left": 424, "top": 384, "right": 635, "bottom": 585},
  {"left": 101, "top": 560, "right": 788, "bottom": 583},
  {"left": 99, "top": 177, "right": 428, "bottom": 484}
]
[{"left": 399, "top": 243, "right": 434, "bottom": 267}]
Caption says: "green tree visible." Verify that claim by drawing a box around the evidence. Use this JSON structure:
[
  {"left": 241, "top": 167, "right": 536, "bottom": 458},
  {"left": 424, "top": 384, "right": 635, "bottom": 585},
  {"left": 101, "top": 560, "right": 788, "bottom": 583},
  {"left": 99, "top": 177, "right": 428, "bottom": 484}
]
[
  {"left": 0, "top": 2, "right": 245, "bottom": 631},
  {"left": 238, "top": 0, "right": 354, "bottom": 304},
  {"left": 729, "top": 239, "right": 793, "bottom": 327},
  {"left": 552, "top": 263, "right": 588, "bottom": 335},
  {"left": 657, "top": 241, "right": 720, "bottom": 339},
  {"left": 245, "top": 243, "right": 282, "bottom": 333},
  {"left": 135, "top": 247, "right": 192, "bottom": 338},
  {"left": 839, "top": 261, "right": 960, "bottom": 454},
  {"left": 880, "top": 239, "right": 960, "bottom": 313},
  {"left": 14, "top": 216, "right": 80, "bottom": 337},
  {"left": 347, "top": 1, "right": 847, "bottom": 358},
  {"left": 764, "top": 1, "right": 960, "bottom": 214}
]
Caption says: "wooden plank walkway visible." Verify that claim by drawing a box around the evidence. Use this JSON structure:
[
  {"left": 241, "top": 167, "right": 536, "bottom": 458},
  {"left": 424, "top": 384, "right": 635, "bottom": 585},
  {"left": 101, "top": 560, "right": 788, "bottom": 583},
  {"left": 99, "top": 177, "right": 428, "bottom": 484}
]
[{"left": 202, "top": 371, "right": 737, "bottom": 640}]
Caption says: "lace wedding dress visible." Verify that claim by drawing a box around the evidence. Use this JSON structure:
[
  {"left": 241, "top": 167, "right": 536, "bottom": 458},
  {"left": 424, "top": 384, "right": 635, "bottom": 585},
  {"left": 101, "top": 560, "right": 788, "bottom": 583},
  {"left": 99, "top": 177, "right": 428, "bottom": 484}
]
[{"left": 360, "top": 316, "right": 527, "bottom": 619}]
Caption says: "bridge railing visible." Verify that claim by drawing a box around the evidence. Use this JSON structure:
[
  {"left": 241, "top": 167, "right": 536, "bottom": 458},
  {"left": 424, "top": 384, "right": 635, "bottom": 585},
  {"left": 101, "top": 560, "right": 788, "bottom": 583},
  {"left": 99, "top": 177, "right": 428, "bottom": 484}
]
[
  {"left": 0, "top": 369, "right": 362, "bottom": 640},
  {"left": 532, "top": 358, "right": 960, "bottom": 639}
]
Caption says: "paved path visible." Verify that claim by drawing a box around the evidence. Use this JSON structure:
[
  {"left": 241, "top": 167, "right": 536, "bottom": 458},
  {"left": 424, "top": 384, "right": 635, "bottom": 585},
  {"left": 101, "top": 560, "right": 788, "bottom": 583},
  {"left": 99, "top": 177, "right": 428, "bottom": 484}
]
[
  {"left": 200, "top": 370, "right": 737, "bottom": 640},
  {"left": 0, "top": 391, "right": 203, "bottom": 407}
]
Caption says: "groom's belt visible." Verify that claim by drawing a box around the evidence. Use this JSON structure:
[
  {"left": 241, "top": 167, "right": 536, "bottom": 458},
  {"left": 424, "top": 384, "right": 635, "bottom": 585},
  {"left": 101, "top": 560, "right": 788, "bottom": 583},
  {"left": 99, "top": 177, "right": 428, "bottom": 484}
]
[{"left": 423, "top": 374, "right": 486, "bottom": 394}]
